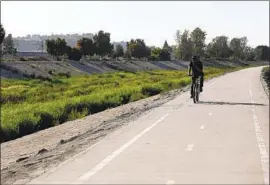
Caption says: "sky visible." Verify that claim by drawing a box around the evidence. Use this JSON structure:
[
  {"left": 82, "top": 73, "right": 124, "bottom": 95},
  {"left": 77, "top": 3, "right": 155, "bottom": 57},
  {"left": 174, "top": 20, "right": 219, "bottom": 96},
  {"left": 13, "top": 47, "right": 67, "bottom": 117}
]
[{"left": 1, "top": 1, "right": 269, "bottom": 48}]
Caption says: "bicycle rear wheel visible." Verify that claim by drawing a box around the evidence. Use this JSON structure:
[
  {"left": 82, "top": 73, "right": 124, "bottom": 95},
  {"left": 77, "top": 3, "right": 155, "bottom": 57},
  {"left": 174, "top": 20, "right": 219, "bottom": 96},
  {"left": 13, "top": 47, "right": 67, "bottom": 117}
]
[
  {"left": 196, "top": 78, "right": 200, "bottom": 102},
  {"left": 196, "top": 86, "right": 199, "bottom": 102},
  {"left": 193, "top": 82, "right": 197, "bottom": 103}
]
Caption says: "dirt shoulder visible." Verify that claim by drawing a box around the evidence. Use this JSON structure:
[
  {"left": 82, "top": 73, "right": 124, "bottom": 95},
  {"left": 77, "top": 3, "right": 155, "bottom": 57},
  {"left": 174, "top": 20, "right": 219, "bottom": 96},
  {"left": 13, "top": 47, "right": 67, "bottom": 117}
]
[{"left": 1, "top": 82, "right": 192, "bottom": 184}]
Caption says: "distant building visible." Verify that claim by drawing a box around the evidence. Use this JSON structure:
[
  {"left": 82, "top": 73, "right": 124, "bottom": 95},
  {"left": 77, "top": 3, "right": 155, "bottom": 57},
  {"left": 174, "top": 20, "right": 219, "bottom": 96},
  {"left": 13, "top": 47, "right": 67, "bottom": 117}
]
[{"left": 13, "top": 33, "right": 94, "bottom": 52}]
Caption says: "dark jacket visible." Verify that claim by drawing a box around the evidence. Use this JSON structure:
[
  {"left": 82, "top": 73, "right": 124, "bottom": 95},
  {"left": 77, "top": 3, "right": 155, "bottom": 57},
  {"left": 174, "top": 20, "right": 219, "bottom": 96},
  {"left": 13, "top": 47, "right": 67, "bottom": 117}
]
[{"left": 189, "top": 60, "right": 203, "bottom": 77}]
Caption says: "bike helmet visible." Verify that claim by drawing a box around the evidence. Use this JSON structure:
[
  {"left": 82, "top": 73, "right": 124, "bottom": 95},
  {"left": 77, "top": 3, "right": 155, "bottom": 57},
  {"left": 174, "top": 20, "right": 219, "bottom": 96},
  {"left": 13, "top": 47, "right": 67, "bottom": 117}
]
[{"left": 192, "top": 55, "right": 200, "bottom": 61}]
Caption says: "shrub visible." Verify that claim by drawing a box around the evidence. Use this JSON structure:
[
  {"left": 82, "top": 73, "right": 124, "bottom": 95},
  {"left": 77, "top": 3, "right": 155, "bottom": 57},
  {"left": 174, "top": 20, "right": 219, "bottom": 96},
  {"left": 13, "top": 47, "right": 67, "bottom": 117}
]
[
  {"left": 141, "top": 84, "right": 163, "bottom": 96},
  {"left": 19, "top": 57, "right": 28, "bottom": 61},
  {"left": 48, "top": 70, "right": 53, "bottom": 75},
  {"left": 262, "top": 67, "right": 270, "bottom": 88},
  {"left": 67, "top": 47, "right": 82, "bottom": 61}
]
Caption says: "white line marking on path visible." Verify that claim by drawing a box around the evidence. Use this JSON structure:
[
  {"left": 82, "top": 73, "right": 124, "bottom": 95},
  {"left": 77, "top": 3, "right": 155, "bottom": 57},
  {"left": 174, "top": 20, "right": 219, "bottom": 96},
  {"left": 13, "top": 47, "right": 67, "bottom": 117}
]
[
  {"left": 208, "top": 81, "right": 216, "bottom": 87},
  {"left": 166, "top": 180, "right": 175, "bottom": 184},
  {"left": 200, "top": 125, "right": 205, "bottom": 130},
  {"left": 249, "top": 83, "right": 269, "bottom": 185},
  {"left": 77, "top": 112, "right": 171, "bottom": 182},
  {"left": 185, "top": 144, "right": 194, "bottom": 151}
]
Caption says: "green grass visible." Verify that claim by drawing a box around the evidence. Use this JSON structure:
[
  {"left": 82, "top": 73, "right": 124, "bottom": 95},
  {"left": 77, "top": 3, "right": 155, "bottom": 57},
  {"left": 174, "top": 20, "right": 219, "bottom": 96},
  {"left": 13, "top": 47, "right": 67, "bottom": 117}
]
[{"left": 0, "top": 67, "right": 245, "bottom": 142}]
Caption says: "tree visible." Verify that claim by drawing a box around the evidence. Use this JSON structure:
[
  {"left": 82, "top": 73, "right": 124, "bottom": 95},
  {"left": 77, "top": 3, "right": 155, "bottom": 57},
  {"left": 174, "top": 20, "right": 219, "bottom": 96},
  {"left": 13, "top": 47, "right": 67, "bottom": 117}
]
[
  {"left": 127, "top": 39, "right": 150, "bottom": 59},
  {"left": 243, "top": 46, "right": 255, "bottom": 61},
  {"left": 160, "top": 48, "right": 171, "bottom": 61},
  {"left": 55, "top": 38, "right": 67, "bottom": 59},
  {"left": 171, "top": 45, "right": 179, "bottom": 60},
  {"left": 162, "top": 40, "right": 172, "bottom": 53},
  {"left": 163, "top": 40, "right": 169, "bottom": 49},
  {"left": 204, "top": 43, "right": 214, "bottom": 59},
  {"left": 174, "top": 29, "right": 194, "bottom": 60},
  {"left": 229, "top": 37, "right": 247, "bottom": 60},
  {"left": 206, "top": 36, "right": 230, "bottom": 60},
  {"left": 124, "top": 50, "right": 131, "bottom": 59},
  {"left": 254, "top": 45, "right": 270, "bottom": 61},
  {"left": 45, "top": 38, "right": 67, "bottom": 60},
  {"left": 66, "top": 46, "right": 82, "bottom": 61},
  {"left": 76, "top": 37, "right": 95, "bottom": 59},
  {"left": 93, "top": 30, "right": 113, "bottom": 57},
  {"left": 179, "top": 30, "right": 193, "bottom": 60},
  {"left": 46, "top": 39, "right": 57, "bottom": 58},
  {"left": 149, "top": 47, "right": 162, "bottom": 61},
  {"left": 148, "top": 46, "right": 171, "bottom": 61},
  {"left": 114, "top": 44, "right": 124, "bottom": 58},
  {"left": 174, "top": 30, "right": 182, "bottom": 59},
  {"left": 3, "top": 34, "right": 17, "bottom": 55},
  {"left": 230, "top": 38, "right": 241, "bottom": 60},
  {"left": 190, "top": 27, "right": 207, "bottom": 57},
  {"left": 0, "top": 24, "right": 5, "bottom": 45}
]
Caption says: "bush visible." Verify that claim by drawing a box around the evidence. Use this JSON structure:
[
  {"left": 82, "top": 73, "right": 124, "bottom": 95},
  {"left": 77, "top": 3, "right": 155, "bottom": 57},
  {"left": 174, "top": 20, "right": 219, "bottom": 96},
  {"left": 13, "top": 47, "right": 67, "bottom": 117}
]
[
  {"left": 262, "top": 67, "right": 270, "bottom": 88},
  {"left": 48, "top": 70, "right": 53, "bottom": 75},
  {"left": 148, "top": 55, "right": 159, "bottom": 61},
  {"left": 58, "top": 72, "right": 71, "bottom": 78},
  {"left": 141, "top": 85, "right": 163, "bottom": 96},
  {"left": 67, "top": 47, "right": 82, "bottom": 61},
  {"left": 19, "top": 57, "right": 28, "bottom": 61}
]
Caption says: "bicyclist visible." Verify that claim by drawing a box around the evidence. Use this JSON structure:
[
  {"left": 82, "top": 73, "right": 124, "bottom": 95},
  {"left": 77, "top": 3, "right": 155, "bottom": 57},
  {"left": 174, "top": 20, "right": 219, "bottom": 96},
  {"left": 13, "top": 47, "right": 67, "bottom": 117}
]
[{"left": 188, "top": 55, "right": 204, "bottom": 98}]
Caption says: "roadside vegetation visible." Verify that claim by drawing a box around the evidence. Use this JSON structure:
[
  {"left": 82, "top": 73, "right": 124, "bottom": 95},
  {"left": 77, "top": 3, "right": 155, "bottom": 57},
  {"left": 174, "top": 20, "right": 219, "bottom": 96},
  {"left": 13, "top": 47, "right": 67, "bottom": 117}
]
[
  {"left": 1, "top": 67, "right": 246, "bottom": 142},
  {"left": 262, "top": 66, "right": 270, "bottom": 89}
]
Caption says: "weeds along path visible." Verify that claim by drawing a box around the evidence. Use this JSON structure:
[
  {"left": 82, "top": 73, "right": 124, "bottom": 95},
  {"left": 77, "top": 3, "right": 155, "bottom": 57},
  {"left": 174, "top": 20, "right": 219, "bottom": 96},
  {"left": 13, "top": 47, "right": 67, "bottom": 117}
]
[
  {"left": 1, "top": 67, "right": 235, "bottom": 142},
  {"left": 261, "top": 66, "right": 269, "bottom": 98}
]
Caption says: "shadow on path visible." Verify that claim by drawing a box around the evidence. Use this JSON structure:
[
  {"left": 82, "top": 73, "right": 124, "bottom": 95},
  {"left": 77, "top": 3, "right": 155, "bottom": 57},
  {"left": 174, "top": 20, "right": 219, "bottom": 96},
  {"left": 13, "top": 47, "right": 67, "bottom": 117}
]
[{"left": 198, "top": 101, "right": 268, "bottom": 106}]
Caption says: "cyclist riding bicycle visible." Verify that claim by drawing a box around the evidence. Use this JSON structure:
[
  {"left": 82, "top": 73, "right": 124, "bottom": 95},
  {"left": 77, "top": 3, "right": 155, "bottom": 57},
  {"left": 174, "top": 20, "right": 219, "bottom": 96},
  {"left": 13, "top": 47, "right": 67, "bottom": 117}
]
[{"left": 188, "top": 55, "right": 204, "bottom": 98}]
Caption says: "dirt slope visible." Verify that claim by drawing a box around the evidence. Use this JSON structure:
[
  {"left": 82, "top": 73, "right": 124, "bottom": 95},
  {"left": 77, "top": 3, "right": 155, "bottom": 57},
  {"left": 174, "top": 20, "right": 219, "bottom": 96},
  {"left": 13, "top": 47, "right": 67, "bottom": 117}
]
[{"left": 1, "top": 60, "right": 267, "bottom": 79}]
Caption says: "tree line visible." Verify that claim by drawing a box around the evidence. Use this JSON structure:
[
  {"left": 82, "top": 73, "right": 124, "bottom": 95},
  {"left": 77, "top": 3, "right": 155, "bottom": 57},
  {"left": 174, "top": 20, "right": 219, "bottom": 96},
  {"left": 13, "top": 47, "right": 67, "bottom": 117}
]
[
  {"left": 0, "top": 24, "right": 17, "bottom": 56},
  {"left": 0, "top": 24, "right": 269, "bottom": 61},
  {"left": 173, "top": 28, "right": 269, "bottom": 61}
]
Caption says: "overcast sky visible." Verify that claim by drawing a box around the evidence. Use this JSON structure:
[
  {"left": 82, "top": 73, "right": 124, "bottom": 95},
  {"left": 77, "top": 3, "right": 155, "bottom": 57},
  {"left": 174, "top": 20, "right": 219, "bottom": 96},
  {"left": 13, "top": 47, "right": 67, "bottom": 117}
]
[{"left": 1, "top": 1, "right": 269, "bottom": 47}]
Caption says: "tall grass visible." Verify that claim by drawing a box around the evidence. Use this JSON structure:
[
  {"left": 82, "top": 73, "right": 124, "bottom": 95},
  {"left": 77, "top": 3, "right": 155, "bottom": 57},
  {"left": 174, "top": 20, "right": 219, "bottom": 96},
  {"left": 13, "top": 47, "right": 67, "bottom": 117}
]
[{"left": 0, "top": 67, "right": 242, "bottom": 142}]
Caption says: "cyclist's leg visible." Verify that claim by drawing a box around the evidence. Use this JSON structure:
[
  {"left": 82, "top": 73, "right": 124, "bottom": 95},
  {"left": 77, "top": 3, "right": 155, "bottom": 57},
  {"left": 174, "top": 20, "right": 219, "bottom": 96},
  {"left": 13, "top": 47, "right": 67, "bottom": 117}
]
[
  {"left": 190, "top": 77, "right": 195, "bottom": 98},
  {"left": 200, "top": 73, "right": 204, "bottom": 92}
]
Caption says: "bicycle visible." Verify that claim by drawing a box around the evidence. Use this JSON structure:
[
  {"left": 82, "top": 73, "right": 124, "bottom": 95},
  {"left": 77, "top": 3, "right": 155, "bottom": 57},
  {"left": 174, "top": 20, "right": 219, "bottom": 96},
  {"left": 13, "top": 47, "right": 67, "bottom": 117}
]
[{"left": 192, "top": 76, "right": 201, "bottom": 103}]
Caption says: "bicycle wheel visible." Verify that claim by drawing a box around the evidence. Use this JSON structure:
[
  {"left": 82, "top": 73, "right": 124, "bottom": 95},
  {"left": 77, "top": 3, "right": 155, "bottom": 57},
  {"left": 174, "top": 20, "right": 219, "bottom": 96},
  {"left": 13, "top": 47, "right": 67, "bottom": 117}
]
[
  {"left": 193, "top": 81, "right": 197, "bottom": 103},
  {"left": 196, "top": 78, "right": 200, "bottom": 102},
  {"left": 196, "top": 84, "right": 199, "bottom": 102}
]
